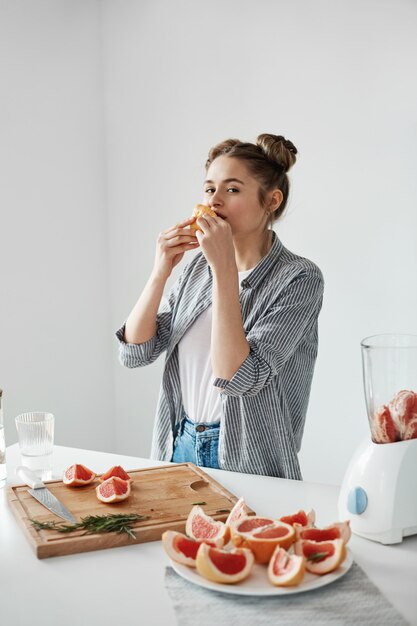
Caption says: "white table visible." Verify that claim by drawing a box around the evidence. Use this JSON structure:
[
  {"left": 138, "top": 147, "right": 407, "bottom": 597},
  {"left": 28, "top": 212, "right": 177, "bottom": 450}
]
[{"left": 1, "top": 443, "right": 416, "bottom": 626}]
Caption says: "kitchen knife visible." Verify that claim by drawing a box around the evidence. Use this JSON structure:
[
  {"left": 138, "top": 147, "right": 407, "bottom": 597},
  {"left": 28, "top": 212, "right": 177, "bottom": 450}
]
[{"left": 16, "top": 465, "right": 77, "bottom": 523}]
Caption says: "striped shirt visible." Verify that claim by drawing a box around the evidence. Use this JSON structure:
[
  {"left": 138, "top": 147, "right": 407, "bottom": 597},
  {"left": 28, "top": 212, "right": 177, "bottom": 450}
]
[{"left": 116, "top": 231, "right": 324, "bottom": 480}]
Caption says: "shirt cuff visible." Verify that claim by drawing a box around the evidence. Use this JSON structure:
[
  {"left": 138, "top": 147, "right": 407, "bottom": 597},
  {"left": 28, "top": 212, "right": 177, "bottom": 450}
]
[
  {"left": 212, "top": 347, "right": 269, "bottom": 397},
  {"left": 213, "top": 377, "right": 229, "bottom": 391},
  {"left": 115, "top": 325, "right": 158, "bottom": 367}
]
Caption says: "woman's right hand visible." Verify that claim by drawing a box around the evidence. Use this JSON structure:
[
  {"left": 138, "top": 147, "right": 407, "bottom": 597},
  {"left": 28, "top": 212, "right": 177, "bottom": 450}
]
[{"left": 153, "top": 217, "right": 199, "bottom": 280}]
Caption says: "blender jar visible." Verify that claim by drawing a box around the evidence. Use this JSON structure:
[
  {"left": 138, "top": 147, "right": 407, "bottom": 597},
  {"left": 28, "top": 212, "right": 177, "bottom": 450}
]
[{"left": 361, "top": 334, "right": 417, "bottom": 443}]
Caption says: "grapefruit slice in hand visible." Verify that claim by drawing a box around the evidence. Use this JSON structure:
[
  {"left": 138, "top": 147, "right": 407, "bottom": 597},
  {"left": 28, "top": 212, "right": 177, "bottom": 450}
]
[
  {"left": 96, "top": 476, "right": 131, "bottom": 503},
  {"left": 189, "top": 205, "right": 217, "bottom": 232},
  {"left": 162, "top": 530, "right": 220, "bottom": 567},
  {"left": 294, "top": 538, "right": 346, "bottom": 575},
  {"left": 268, "top": 546, "right": 305, "bottom": 587},
  {"left": 186, "top": 505, "right": 228, "bottom": 547},
  {"left": 196, "top": 543, "right": 254, "bottom": 584},
  {"left": 63, "top": 464, "right": 96, "bottom": 486}
]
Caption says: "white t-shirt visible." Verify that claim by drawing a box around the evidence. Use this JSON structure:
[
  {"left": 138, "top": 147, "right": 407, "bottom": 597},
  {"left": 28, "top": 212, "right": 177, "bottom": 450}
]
[{"left": 178, "top": 268, "right": 253, "bottom": 424}]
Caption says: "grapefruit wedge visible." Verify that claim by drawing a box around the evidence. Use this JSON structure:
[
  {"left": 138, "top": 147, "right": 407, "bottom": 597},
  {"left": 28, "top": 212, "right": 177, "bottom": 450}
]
[
  {"left": 63, "top": 464, "right": 96, "bottom": 486},
  {"left": 96, "top": 476, "right": 131, "bottom": 503},
  {"left": 162, "top": 531, "right": 219, "bottom": 567},
  {"left": 223, "top": 497, "right": 251, "bottom": 543},
  {"left": 186, "top": 506, "right": 228, "bottom": 546},
  {"left": 225, "top": 497, "right": 250, "bottom": 527},
  {"left": 99, "top": 465, "right": 133, "bottom": 484},
  {"left": 268, "top": 546, "right": 305, "bottom": 587},
  {"left": 294, "top": 521, "right": 351, "bottom": 544},
  {"left": 280, "top": 509, "right": 315, "bottom": 528},
  {"left": 196, "top": 543, "right": 254, "bottom": 584},
  {"left": 294, "top": 538, "right": 347, "bottom": 575}
]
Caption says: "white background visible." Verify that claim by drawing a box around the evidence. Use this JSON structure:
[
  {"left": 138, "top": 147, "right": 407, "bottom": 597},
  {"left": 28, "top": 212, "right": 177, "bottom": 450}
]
[{"left": 1, "top": 0, "right": 416, "bottom": 484}]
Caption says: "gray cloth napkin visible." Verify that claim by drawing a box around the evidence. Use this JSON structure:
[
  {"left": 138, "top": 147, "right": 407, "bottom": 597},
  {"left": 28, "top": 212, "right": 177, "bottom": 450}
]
[{"left": 164, "top": 563, "right": 408, "bottom": 625}]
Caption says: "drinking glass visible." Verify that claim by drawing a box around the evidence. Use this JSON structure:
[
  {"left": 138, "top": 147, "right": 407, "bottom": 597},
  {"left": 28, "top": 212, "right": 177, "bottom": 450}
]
[{"left": 15, "top": 412, "right": 54, "bottom": 480}]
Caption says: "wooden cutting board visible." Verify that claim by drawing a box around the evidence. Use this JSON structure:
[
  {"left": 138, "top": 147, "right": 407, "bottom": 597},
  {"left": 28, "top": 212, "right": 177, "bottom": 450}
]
[{"left": 8, "top": 463, "right": 255, "bottom": 559}]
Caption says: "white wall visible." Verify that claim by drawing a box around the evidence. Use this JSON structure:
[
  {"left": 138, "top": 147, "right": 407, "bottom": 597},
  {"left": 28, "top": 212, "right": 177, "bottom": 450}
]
[
  {"left": 0, "top": 1, "right": 115, "bottom": 451},
  {"left": 1, "top": 1, "right": 416, "bottom": 485},
  {"left": 102, "top": 0, "right": 417, "bottom": 484}
]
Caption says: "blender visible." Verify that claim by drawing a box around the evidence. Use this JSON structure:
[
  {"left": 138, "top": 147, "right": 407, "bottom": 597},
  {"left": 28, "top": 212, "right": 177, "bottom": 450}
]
[{"left": 338, "top": 334, "right": 417, "bottom": 544}]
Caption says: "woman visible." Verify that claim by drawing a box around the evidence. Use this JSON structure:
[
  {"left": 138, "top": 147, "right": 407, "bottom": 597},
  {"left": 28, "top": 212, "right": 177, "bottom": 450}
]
[{"left": 116, "top": 134, "right": 324, "bottom": 480}]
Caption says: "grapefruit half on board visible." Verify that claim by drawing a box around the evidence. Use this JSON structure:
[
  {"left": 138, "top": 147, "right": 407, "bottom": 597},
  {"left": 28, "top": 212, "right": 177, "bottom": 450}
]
[
  {"left": 96, "top": 476, "right": 131, "bottom": 503},
  {"left": 63, "top": 464, "right": 96, "bottom": 486},
  {"left": 99, "top": 465, "right": 133, "bottom": 484}
]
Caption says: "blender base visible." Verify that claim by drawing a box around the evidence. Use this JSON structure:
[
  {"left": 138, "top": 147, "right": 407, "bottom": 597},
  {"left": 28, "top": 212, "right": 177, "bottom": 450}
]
[
  {"left": 351, "top": 525, "right": 417, "bottom": 545},
  {"left": 338, "top": 437, "right": 417, "bottom": 545}
]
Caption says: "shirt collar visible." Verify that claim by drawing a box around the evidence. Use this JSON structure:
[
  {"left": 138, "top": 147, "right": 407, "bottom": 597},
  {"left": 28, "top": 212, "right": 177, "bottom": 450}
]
[
  {"left": 206, "top": 230, "right": 283, "bottom": 289},
  {"left": 240, "top": 230, "right": 283, "bottom": 289}
]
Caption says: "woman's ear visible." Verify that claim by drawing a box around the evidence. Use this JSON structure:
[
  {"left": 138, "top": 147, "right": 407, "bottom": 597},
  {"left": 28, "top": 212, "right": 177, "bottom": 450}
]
[{"left": 270, "top": 189, "right": 283, "bottom": 211}]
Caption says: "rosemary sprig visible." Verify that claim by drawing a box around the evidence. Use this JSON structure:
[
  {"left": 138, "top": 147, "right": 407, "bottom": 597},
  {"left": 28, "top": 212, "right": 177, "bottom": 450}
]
[
  {"left": 215, "top": 509, "right": 230, "bottom": 514},
  {"left": 192, "top": 501, "right": 207, "bottom": 505},
  {"left": 307, "top": 551, "right": 328, "bottom": 562},
  {"left": 30, "top": 513, "right": 150, "bottom": 539}
]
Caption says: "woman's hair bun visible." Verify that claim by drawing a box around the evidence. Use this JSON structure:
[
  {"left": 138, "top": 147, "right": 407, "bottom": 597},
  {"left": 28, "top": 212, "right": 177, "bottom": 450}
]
[{"left": 256, "top": 133, "right": 297, "bottom": 174}]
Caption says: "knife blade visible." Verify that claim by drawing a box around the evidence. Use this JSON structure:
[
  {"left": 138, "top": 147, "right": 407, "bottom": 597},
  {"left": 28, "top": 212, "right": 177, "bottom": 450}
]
[{"left": 16, "top": 465, "right": 77, "bottom": 523}]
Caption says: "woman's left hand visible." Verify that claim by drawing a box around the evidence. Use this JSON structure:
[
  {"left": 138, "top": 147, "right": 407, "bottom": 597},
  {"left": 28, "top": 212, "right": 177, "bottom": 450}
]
[{"left": 195, "top": 214, "right": 236, "bottom": 274}]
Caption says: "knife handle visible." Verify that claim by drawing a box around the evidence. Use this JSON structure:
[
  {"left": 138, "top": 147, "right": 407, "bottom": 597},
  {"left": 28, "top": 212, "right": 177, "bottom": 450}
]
[{"left": 16, "top": 465, "right": 45, "bottom": 489}]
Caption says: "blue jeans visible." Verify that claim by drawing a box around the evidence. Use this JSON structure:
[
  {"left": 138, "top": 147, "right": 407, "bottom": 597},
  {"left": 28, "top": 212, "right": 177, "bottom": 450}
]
[{"left": 172, "top": 414, "right": 220, "bottom": 469}]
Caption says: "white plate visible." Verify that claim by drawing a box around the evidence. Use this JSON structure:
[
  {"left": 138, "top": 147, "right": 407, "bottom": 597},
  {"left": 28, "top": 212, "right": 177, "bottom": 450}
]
[{"left": 171, "top": 548, "right": 353, "bottom": 596}]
